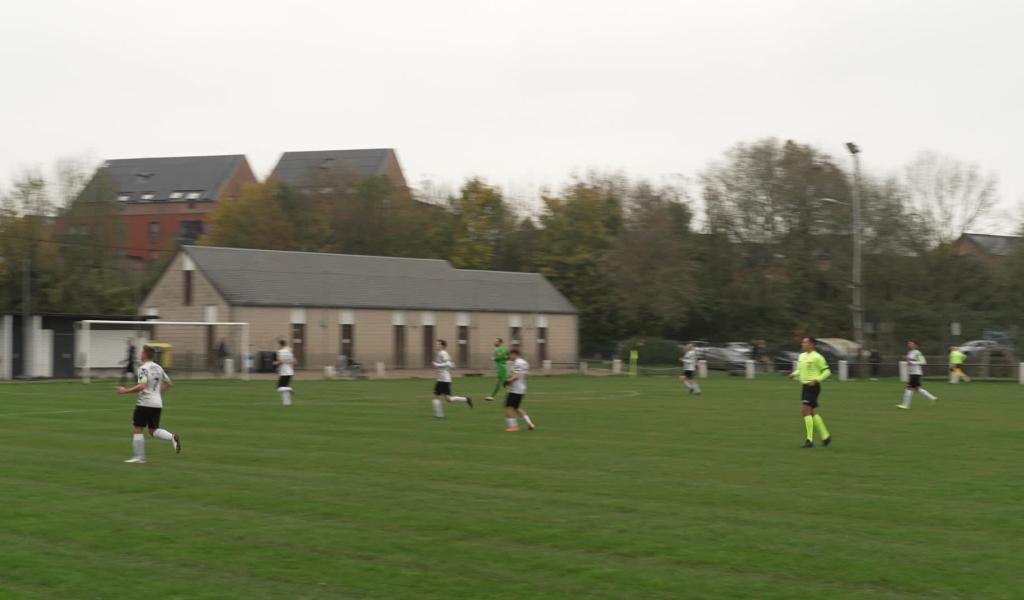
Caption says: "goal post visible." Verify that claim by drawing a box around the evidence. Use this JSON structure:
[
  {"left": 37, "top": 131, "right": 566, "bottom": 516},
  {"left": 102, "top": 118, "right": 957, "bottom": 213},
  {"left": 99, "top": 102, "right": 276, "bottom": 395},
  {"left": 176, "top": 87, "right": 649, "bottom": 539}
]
[{"left": 78, "top": 320, "right": 250, "bottom": 383}]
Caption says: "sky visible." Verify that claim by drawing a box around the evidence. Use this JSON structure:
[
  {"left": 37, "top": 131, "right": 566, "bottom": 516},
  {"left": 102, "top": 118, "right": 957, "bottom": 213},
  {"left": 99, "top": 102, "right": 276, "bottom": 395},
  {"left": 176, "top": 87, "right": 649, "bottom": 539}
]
[{"left": 2, "top": 0, "right": 1022, "bottom": 228}]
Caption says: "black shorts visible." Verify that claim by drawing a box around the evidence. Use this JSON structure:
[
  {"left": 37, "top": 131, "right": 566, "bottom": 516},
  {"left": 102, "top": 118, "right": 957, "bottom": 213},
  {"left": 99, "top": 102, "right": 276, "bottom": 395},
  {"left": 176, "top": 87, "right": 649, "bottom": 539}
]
[
  {"left": 434, "top": 381, "right": 452, "bottom": 396},
  {"left": 683, "top": 370, "right": 695, "bottom": 379},
  {"left": 800, "top": 384, "right": 821, "bottom": 408},
  {"left": 907, "top": 374, "right": 922, "bottom": 388},
  {"left": 505, "top": 392, "right": 524, "bottom": 409},
  {"left": 133, "top": 405, "right": 162, "bottom": 429},
  {"left": 277, "top": 375, "right": 292, "bottom": 388}
]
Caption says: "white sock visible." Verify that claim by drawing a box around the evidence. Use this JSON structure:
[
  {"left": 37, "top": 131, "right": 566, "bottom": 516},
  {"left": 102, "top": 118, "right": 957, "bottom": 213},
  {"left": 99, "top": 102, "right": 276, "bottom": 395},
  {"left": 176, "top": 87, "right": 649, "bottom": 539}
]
[
  {"left": 449, "top": 396, "right": 467, "bottom": 403},
  {"left": 278, "top": 387, "right": 292, "bottom": 406},
  {"left": 521, "top": 413, "right": 534, "bottom": 427},
  {"left": 132, "top": 433, "right": 145, "bottom": 458},
  {"left": 902, "top": 390, "right": 912, "bottom": 407},
  {"left": 919, "top": 388, "right": 936, "bottom": 401},
  {"left": 683, "top": 380, "right": 693, "bottom": 390},
  {"left": 153, "top": 428, "right": 174, "bottom": 442},
  {"left": 432, "top": 398, "right": 444, "bottom": 418},
  {"left": 692, "top": 382, "right": 702, "bottom": 393},
  {"left": 506, "top": 417, "right": 517, "bottom": 429}
]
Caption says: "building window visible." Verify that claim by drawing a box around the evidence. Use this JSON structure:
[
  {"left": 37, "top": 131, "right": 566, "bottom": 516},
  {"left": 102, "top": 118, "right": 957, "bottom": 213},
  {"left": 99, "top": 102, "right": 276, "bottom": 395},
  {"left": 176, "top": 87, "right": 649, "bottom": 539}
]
[
  {"left": 117, "top": 193, "right": 132, "bottom": 202},
  {"left": 537, "top": 327, "right": 548, "bottom": 363},
  {"left": 509, "top": 326, "right": 521, "bottom": 350},
  {"left": 184, "top": 270, "right": 193, "bottom": 306},
  {"left": 148, "top": 221, "right": 160, "bottom": 244},
  {"left": 180, "top": 221, "right": 204, "bottom": 243},
  {"left": 169, "top": 191, "right": 184, "bottom": 200},
  {"left": 139, "top": 192, "right": 155, "bottom": 201},
  {"left": 458, "top": 325, "right": 470, "bottom": 368},
  {"left": 340, "top": 324, "right": 355, "bottom": 362},
  {"left": 186, "top": 191, "right": 202, "bottom": 200}
]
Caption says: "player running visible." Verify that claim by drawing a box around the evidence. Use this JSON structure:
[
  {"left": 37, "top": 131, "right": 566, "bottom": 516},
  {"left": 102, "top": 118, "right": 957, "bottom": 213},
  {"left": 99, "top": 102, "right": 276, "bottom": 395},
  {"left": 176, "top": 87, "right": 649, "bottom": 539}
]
[
  {"left": 504, "top": 348, "right": 536, "bottom": 432},
  {"left": 274, "top": 339, "right": 296, "bottom": 406},
  {"left": 948, "top": 345, "right": 971, "bottom": 383},
  {"left": 679, "top": 343, "right": 702, "bottom": 395},
  {"left": 897, "top": 340, "right": 937, "bottom": 409},
  {"left": 431, "top": 339, "right": 472, "bottom": 418},
  {"left": 485, "top": 337, "right": 511, "bottom": 401},
  {"left": 116, "top": 345, "right": 181, "bottom": 463},
  {"left": 788, "top": 337, "right": 832, "bottom": 448}
]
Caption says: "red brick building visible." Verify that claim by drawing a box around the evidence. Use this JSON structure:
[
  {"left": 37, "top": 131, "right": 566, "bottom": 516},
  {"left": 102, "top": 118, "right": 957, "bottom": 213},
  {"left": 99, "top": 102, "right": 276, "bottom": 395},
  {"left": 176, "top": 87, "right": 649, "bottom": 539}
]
[{"left": 76, "top": 155, "right": 257, "bottom": 262}]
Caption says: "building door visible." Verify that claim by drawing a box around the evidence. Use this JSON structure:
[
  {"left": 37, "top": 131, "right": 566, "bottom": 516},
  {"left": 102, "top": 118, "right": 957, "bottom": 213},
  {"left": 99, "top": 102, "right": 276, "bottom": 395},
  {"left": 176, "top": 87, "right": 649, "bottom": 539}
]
[
  {"left": 340, "top": 324, "right": 354, "bottom": 362},
  {"left": 393, "top": 325, "right": 406, "bottom": 369},
  {"left": 291, "top": 324, "right": 305, "bottom": 368},
  {"left": 422, "top": 325, "right": 435, "bottom": 367},
  {"left": 206, "top": 325, "right": 216, "bottom": 369},
  {"left": 52, "top": 330, "right": 75, "bottom": 379},
  {"left": 509, "top": 326, "right": 521, "bottom": 351},
  {"left": 458, "top": 325, "right": 469, "bottom": 368},
  {"left": 537, "top": 326, "right": 548, "bottom": 363}
]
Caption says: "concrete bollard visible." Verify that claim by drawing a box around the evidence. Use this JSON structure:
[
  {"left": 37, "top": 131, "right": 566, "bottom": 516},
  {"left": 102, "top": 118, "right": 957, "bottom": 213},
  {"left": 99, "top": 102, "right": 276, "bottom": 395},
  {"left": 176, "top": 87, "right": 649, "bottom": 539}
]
[
  {"left": 697, "top": 360, "right": 708, "bottom": 379},
  {"left": 745, "top": 360, "right": 755, "bottom": 379},
  {"left": 579, "top": 361, "right": 588, "bottom": 375},
  {"left": 376, "top": 361, "right": 386, "bottom": 378},
  {"left": 898, "top": 361, "right": 908, "bottom": 383},
  {"left": 612, "top": 359, "right": 623, "bottom": 375},
  {"left": 838, "top": 360, "right": 848, "bottom": 382},
  {"left": 223, "top": 358, "right": 235, "bottom": 377},
  {"left": 1019, "top": 363, "right": 1024, "bottom": 384},
  {"left": 324, "top": 365, "right": 335, "bottom": 379},
  {"left": 543, "top": 359, "right": 552, "bottom": 373}
]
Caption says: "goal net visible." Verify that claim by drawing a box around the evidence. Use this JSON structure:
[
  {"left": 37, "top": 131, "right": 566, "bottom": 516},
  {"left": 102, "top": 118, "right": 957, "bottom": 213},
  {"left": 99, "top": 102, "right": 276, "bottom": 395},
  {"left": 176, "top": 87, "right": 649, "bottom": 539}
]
[{"left": 77, "top": 320, "right": 250, "bottom": 383}]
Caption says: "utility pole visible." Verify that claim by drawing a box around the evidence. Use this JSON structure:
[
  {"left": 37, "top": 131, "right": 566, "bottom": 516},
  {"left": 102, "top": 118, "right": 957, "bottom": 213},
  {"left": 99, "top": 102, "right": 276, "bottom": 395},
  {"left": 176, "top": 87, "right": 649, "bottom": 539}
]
[
  {"left": 22, "top": 257, "right": 31, "bottom": 378},
  {"left": 846, "top": 143, "right": 865, "bottom": 358}
]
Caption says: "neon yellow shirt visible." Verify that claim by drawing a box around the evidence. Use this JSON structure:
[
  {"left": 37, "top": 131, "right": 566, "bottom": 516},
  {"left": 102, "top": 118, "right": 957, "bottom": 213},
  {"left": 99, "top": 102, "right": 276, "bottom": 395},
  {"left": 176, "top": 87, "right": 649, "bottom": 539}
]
[
  {"left": 791, "top": 350, "right": 831, "bottom": 384},
  {"left": 949, "top": 350, "right": 966, "bottom": 365}
]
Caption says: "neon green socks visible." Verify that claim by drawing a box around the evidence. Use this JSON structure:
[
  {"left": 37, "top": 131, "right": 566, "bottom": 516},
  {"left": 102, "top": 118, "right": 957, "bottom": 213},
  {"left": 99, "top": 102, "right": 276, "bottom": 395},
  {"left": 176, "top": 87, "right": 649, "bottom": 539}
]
[
  {"left": 813, "top": 414, "right": 830, "bottom": 440},
  {"left": 803, "top": 415, "right": 814, "bottom": 441}
]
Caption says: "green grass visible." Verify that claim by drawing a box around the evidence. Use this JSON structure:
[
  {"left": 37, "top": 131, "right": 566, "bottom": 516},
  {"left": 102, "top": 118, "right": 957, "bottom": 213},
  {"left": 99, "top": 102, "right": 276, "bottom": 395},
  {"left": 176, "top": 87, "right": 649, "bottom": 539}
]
[{"left": 0, "top": 374, "right": 1020, "bottom": 599}]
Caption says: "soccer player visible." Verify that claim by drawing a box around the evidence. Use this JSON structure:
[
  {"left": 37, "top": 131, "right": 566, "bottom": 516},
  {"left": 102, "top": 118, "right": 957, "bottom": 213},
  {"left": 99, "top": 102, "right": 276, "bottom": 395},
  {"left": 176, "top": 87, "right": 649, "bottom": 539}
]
[
  {"left": 120, "top": 337, "right": 137, "bottom": 385},
  {"left": 504, "top": 348, "right": 535, "bottom": 432},
  {"left": 788, "top": 337, "right": 832, "bottom": 448},
  {"left": 116, "top": 345, "right": 181, "bottom": 463},
  {"left": 273, "top": 339, "right": 295, "bottom": 406},
  {"left": 679, "top": 343, "right": 702, "bottom": 395},
  {"left": 897, "top": 340, "right": 937, "bottom": 409},
  {"left": 431, "top": 339, "right": 472, "bottom": 418},
  {"left": 485, "top": 337, "right": 511, "bottom": 401},
  {"left": 948, "top": 345, "right": 971, "bottom": 383}
]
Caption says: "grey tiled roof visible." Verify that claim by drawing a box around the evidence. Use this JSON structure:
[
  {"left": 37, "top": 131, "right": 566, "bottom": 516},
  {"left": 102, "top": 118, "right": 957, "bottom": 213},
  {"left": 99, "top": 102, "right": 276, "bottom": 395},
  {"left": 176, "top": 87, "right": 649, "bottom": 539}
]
[
  {"left": 95, "top": 155, "right": 246, "bottom": 202},
  {"left": 270, "top": 149, "right": 398, "bottom": 188},
  {"left": 961, "top": 233, "right": 1019, "bottom": 256},
  {"left": 183, "top": 246, "right": 577, "bottom": 314}
]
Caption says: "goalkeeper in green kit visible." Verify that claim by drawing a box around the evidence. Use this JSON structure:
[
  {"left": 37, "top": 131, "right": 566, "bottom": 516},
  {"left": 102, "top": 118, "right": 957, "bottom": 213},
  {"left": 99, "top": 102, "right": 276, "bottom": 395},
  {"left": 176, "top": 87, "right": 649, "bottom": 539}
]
[{"left": 485, "top": 337, "right": 511, "bottom": 401}]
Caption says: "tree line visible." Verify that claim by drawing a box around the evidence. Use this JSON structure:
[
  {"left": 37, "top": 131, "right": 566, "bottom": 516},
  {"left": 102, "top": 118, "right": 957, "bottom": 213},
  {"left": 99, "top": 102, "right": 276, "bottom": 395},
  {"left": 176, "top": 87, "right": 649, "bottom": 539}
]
[{"left": 2, "top": 138, "right": 1020, "bottom": 355}]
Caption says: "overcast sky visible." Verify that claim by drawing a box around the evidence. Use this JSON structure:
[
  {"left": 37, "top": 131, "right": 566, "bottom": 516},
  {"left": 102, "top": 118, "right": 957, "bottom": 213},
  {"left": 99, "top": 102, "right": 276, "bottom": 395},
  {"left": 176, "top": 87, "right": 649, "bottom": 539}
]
[{"left": 2, "top": 0, "right": 1021, "bottom": 227}]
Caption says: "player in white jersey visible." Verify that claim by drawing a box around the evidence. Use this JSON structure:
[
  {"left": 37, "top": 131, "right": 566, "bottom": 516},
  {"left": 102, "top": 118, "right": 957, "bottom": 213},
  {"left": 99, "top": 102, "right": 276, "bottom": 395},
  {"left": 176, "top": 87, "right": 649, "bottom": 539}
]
[
  {"left": 679, "top": 343, "right": 702, "bottom": 395},
  {"left": 503, "top": 348, "right": 536, "bottom": 432},
  {"left": 116, "top": 345, "right": 181, "bottom": 463},
  {"left": 431, "top": 339, "right": 472, "bottom": 418},
  {"left": 274, "top": 339, "right": 296, "bottom": 406},
  {"left": 897, "top": 340, "right": 938, "bottom": 409}
]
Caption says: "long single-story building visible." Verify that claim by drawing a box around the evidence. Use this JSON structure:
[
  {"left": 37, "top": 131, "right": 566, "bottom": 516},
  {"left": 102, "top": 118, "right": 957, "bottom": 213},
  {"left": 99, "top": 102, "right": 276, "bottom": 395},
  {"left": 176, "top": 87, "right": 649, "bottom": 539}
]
[{"left": 139, "top": 246, "right": 578, "bottom": 371}]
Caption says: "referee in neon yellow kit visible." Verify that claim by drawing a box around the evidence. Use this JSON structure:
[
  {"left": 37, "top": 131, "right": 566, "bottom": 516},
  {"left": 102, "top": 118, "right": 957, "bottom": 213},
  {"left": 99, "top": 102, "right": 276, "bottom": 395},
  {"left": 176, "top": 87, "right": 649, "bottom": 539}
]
[{"left": 788, "top": 337, "right": 833, "bottom": 448}]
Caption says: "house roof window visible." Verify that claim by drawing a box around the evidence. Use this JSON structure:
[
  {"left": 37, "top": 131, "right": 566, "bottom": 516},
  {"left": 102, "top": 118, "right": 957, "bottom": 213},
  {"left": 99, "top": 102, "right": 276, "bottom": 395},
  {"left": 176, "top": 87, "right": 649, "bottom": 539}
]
[
  {"left": 139, "top": 192, "right": 155, "bottom": 201},
  {"left": 185, "top": 191, "right": 202, "bottom": 200},
  {"left": 169, "top": 191, "right": 184, "bottom": 199},
  {"left": 117, "top": 193, "right": 132, "bottom": 202}
]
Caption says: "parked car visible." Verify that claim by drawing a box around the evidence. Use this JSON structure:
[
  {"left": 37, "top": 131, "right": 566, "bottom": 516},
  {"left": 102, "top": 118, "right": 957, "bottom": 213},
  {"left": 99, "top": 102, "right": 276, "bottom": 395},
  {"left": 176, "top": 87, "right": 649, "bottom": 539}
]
[
  {"left": 697, "top": 346, "right": 749, "bottom": 372},
  {"left": 957, "top": 340, "right": 1001, "bottom": 356}
]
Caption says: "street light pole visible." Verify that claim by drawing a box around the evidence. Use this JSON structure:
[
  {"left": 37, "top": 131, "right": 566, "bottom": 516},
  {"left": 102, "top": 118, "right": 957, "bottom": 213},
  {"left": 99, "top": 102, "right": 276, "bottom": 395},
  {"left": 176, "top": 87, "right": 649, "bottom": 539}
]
[{"left": 846, "top": 142, "right": 865, "bottom": 357}]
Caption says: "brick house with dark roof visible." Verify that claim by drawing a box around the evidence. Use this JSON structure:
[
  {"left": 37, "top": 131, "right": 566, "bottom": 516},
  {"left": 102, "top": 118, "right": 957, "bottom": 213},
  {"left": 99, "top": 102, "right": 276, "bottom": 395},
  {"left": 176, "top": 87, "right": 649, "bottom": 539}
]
[
  {"left": 269, "top": 148, "right": 407, "bottom": 191},
  {"left": 74, "top": 155, "right": 257, "bottom": 262},
  {"left": 952, "top": 233, "right": 1020, "bottom": 266}
]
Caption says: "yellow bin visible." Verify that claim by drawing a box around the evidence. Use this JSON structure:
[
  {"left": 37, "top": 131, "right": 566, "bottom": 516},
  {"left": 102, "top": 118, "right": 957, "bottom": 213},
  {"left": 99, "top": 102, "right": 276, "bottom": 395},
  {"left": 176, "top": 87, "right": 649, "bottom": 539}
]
[{"left": 146, "top": 342, "right": 173, "bottom": 368}]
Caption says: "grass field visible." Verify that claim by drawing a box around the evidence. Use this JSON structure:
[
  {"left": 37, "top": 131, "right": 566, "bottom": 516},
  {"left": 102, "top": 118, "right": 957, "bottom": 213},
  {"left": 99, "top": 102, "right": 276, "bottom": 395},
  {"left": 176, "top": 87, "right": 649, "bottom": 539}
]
[{"left": 0, "top": 374, "right": 1020, "bottom": 599}]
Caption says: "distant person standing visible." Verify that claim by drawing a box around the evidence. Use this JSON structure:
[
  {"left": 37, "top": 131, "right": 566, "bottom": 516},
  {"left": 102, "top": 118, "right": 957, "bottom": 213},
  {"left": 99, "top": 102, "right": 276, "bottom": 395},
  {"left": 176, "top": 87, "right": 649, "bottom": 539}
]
[
  {"left": 274, "top": 339, "right": 295, "bottom": 406},
  {"left": 484, "top": 337, "right": 511, "bottom": 401},
  {"left": 948, "top": 346, "right": 971, "bottom": 383},
  {"left": 503, "top": 349, "right": 536, "bottom": 432},
  {"left": 120, "top": 337, "right": 137, "bottom": 385},
  {"left": 679, "top": 343, "right": 702, "bottom": 395},
  {"left": 431, "top": 339, "right": 473, "bottom": 419},
  {"left": 116, "top": 345, "right": 181, "bottom": 463},
  {"left": 897, "top": 340, "right": 938, "bottom": 409},
  {"left": 788, "top": 337, "right": 832, "bottom": 448}
]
